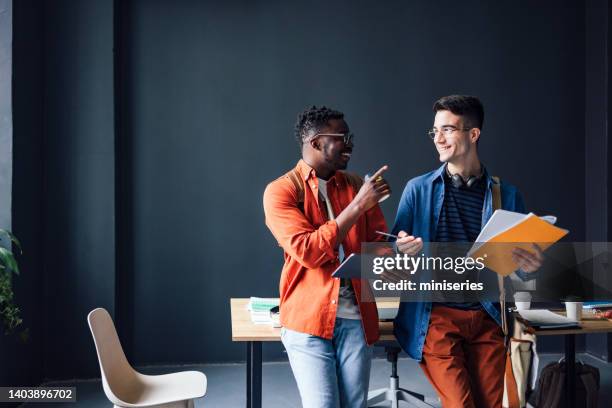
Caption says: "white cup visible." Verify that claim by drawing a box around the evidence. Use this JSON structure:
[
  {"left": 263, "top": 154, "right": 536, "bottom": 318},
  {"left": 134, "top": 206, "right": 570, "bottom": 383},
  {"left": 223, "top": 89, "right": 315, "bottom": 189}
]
[
  {"left": 513, "top": 291, "right": 532, "bottom": 311},
  {"left": 565, "top": 302, "right": 583, "bottom": 321}
]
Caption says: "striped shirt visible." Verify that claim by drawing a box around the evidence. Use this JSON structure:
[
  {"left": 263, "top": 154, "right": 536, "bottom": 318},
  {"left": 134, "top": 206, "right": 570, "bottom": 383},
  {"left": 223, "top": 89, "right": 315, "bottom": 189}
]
[{"left": 436, "top": 173, "right": 485, "bottom": 309}]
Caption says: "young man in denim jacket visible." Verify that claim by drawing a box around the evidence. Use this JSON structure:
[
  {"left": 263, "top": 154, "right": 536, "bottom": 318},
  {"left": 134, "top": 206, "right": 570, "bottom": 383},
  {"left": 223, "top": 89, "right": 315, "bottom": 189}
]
[{"left": 392, "top": 95, "right": 542, "bottom": 407}]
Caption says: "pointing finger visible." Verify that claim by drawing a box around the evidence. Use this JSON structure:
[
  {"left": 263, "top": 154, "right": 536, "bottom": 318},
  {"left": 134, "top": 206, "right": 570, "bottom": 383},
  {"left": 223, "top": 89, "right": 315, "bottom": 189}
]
[{"left": 370, "top": 165, "right": 389, "bottom": 180}]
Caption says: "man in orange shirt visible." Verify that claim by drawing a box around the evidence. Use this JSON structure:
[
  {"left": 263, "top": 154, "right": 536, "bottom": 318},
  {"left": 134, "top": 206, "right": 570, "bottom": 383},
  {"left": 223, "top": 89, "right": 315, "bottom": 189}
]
[{"left": 263, "top": 105, "right": 390, "bottom": 408}]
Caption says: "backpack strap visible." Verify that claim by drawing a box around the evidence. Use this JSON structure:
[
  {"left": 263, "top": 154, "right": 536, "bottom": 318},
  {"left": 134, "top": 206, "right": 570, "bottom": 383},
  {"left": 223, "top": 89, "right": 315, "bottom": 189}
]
[
  {"left": 579, "top": 367, "right": 599, "bottom": 408},
  {"left": 286, "top": 168, "right": 305, "bottom": 207},
  {"left": 493, "top": 175, "right": 523, "bottom": 408},
  {"left": 492, "top": 177, "right": 509, "bottom": 337},
  {"left": 342, "top": 171, "right": 364, "bottom": 193},
  {"left": 492, "top": 176, "right": 502, "bottom": 212}
]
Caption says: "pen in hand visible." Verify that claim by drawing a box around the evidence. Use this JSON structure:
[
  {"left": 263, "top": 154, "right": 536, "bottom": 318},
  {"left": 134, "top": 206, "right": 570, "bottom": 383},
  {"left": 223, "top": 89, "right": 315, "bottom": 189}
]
[{"left": 375, "top": 231, "right": 399, "bottom": 240}]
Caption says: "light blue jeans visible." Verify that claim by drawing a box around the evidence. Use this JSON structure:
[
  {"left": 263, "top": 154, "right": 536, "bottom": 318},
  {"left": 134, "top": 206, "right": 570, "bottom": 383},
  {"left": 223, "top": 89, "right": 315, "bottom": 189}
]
[{"left": 281, "top": 318, "right": 373, "bottom": 408}]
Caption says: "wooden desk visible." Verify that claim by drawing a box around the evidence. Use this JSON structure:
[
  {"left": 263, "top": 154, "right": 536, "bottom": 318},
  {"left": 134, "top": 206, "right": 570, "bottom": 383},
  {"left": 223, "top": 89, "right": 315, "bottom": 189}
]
[
  {"left": 232, "top": 300, "right": 612, "bottom": 408},
  {"left": 230, "top": 298, "right": 398, "bottom": 408},
  {"left": 517, "top": 311, "right": 612, "bottom": 406}
]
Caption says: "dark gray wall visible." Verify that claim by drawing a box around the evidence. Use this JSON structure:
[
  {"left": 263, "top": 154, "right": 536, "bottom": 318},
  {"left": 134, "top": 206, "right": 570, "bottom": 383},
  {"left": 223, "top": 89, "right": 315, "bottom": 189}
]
[
  {"left": 121, "top": 0, "right": 585, "bottom": 366},
  {"left": 11, "top": 0, "right": 116, "bottom": 381},
  {"left": 8, "top": 0, "right": 601, "bottom": 381},
  {"left": 4, "top": 0, "right": 44, "bottom": 389},
  {"left": 41, "top": 0, "right": 116, "bottom": 379}
]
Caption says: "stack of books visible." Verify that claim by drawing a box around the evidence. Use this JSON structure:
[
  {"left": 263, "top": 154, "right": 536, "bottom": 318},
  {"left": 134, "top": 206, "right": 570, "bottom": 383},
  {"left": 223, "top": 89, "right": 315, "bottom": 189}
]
[{"left": 247, "top": 297, "right": 280, "bottom": 326}]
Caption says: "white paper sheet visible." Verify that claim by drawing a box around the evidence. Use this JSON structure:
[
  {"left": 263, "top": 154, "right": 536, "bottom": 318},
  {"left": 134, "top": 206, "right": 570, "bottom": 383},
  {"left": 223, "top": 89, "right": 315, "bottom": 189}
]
[{"left": 518, "top": 309, "right": 578, "bottom": 324}]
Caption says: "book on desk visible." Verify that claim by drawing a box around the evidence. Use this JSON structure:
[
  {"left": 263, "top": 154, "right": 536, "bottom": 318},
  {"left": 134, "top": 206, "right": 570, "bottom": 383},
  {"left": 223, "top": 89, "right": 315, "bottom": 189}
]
[
  {"left": 517, "top": 309, "right": 581, "bottom": 330},
  {"left": 247, "top": 297, "right": 280, "bottom": 327}
]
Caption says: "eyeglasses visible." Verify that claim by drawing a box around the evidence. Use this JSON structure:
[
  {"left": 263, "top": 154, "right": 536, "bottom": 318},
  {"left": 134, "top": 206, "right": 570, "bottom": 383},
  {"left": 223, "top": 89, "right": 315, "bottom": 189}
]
[
  {"left": 310, "top": 132, "right": 354, "bottom": 145},
  {"left": 427, "top": 126, "right": 472, "bottom": 140}
]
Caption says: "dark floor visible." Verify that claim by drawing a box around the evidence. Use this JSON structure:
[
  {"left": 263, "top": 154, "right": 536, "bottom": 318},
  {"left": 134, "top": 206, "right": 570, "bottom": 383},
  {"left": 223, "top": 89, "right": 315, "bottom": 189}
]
[{"left": 24, "top": 353, "right": 612, "bottom": 407}]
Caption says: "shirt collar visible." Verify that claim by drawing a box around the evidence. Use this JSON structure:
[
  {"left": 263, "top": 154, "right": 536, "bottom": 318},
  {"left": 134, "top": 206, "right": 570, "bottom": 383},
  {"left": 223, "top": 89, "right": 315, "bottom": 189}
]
[
  {"left": 296, "top": 159, "right": 316, "bottom": 181},
  {"left": 481, "top": 165, "right": 495, "bottom": 188},
  {"left": 296, "top": 159, "right": 342, "bottom": 184},
  {"left": 433, "top": 164, "right": 446, "bottom": 182}
]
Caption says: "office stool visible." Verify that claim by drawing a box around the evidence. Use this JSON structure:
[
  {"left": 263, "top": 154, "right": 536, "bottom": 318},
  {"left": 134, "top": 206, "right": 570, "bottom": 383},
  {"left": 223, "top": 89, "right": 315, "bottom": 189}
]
[{"left": 368, "top": 343, "right": 434, "bottom": 408}]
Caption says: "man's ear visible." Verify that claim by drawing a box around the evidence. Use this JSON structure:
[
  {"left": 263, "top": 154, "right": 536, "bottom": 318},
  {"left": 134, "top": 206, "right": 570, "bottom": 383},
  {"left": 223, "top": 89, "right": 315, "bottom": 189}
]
[
  {"left": 309, "top": 138, "right": 321, "bottom": 150},
  {"left": 470, "top": 128, "right": 481, "bottom": 144}
]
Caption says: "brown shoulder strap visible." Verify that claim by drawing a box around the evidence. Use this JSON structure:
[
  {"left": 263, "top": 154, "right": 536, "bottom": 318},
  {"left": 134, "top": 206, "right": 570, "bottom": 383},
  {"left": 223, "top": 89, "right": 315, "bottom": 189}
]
[
  {"left": 492, "top": 176, "right": 509, "bottom": 336},
  {"left": 287, "top": 168, "right": 304, "bottom": 205},
  {"left": 342, "top": 171, "right": 364, "bottom": 193},
  {"left": 492, "top": 176, "right": 501, "bottom": 211},
  {"left": 494, "top": 176, "right": 521, "bottom": 408}
]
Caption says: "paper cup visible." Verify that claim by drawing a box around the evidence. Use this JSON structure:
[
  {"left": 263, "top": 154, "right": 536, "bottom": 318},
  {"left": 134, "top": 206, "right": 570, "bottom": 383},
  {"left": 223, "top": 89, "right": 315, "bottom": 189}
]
[
  {"left": 565, "top": 302, "right": 583, "bottom": 321},
  {"left": 513, "top": 291, "right": 532, "bottom": 311}
]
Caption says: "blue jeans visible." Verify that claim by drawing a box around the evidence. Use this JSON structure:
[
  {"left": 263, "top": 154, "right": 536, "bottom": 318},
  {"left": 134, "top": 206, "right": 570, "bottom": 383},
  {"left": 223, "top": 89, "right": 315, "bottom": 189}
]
[{"left": 281, "top": 318, "right": 373, "bottom": 408}]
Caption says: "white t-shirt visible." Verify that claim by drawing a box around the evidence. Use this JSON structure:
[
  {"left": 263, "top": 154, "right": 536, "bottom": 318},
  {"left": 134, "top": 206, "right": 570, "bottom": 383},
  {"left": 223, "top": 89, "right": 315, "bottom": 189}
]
[{"left": 318, "top": 178, "right": 361, "bottom": 320}]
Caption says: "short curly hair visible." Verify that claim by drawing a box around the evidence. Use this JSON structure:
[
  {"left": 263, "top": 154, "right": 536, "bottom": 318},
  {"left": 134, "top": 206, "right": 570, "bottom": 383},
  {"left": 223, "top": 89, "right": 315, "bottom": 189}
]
[{"left": 294, "top": 105, "right": 344, "bottom": 147}]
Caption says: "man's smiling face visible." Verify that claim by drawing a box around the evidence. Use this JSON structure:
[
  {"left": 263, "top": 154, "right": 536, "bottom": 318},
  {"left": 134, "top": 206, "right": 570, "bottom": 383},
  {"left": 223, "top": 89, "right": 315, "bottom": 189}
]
[
  {"left": 314, "top": 118, "right": 354, "bottom": 171},
  {"left": 432, "top": 110, "right": 474, "bottom": 163}
]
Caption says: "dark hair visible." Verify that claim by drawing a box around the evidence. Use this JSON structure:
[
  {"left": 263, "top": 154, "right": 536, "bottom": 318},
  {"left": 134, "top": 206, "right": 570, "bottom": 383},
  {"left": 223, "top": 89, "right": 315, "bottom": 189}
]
[
  {"left": 294, "top": 105, "right": 344, "bottom": 147},
  {"left": 433, "top": 95, "right": 484, "bottom": 130}
]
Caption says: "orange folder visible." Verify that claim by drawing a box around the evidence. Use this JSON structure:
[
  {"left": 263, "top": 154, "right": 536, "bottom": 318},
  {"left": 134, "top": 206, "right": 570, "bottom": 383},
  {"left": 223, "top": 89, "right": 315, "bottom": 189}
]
[{"left": 469, "top": 213, "right": 569, "bottom": 276}]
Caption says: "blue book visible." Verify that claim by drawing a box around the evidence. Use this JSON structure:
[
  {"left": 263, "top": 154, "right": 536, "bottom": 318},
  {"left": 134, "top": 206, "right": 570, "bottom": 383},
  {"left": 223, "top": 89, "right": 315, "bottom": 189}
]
[{"left": 583, "top": 302, "right": 612, "bottom": 309}]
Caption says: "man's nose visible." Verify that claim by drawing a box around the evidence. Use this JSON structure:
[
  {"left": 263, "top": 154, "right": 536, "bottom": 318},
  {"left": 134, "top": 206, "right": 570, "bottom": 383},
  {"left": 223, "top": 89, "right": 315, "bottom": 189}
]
[{"left": 434, "top": 132, "right": 446, "bottom": 143}]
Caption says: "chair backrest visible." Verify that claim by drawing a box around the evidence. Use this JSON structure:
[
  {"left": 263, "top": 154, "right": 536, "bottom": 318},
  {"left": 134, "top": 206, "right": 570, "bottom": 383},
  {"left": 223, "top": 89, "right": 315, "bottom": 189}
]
[{"left": 87, "top": 308, "right": 140, "bottom": 405}]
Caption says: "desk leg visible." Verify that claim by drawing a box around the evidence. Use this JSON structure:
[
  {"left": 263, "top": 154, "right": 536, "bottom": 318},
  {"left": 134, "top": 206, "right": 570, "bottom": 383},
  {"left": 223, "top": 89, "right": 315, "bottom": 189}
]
[
  {"left": 246, "top": 341, "right": 262, "bottom": 408},
  {"left": 565, "top": 334, "right": 575, "bottom": 407}
]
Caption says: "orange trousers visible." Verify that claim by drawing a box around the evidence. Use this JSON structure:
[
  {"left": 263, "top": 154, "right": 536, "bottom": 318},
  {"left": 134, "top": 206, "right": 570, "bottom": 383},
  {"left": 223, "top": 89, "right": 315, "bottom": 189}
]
[{"left": 419, "top": 305, "right": 506, "bottom": 408}]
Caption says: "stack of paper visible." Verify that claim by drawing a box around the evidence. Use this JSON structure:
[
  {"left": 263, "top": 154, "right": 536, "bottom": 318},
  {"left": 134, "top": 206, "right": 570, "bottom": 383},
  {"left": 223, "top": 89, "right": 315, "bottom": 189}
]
[
  {"left": 518, "top": 309, "right": 580, "bottom": 329},
  {"left": 247, "top": 297, "right": 280, "bottom": 325},
  {"left": 468, "top": 210, "right": 569, "bottom": 276}
]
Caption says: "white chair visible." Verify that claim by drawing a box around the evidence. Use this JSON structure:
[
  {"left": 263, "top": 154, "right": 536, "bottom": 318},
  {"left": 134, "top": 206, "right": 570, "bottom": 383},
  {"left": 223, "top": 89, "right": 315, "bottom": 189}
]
[{"left": 87, "top": 308, "right": 207, "bottom": 408}]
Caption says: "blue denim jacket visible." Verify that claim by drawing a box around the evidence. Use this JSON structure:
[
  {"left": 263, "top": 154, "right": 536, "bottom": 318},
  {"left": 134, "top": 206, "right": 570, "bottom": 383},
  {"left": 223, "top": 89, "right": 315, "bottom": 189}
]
[{"left": 391, "top": 164, "right": 534, "bottom": 360}]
